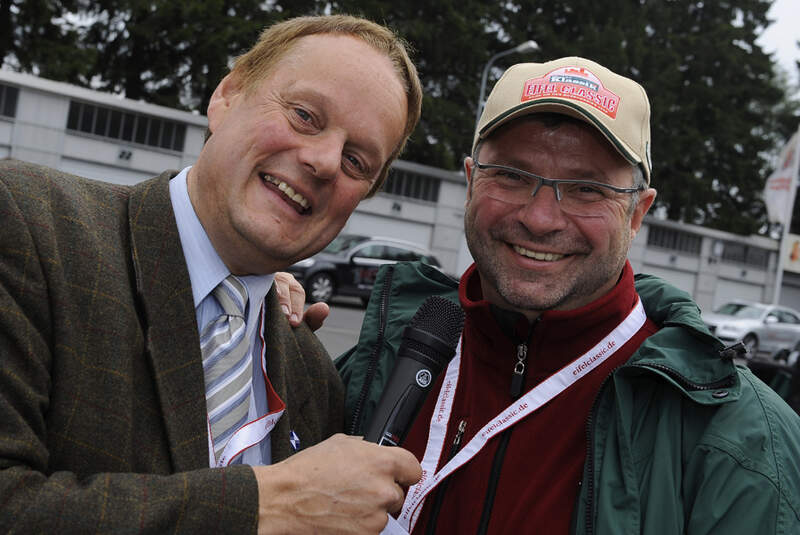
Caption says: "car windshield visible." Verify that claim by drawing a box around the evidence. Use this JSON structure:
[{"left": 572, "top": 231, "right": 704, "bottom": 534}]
[
  {"left": 714, "top": 303, "right": 765, "bottom": 319},
  {"left": 323, "top": 234, "right": 369, "bottom": 254}
]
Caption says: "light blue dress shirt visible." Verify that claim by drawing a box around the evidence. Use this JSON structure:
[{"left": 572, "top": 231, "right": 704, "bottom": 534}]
[{"left": 169, "top": 167, "right": 275, "bottom": 466}]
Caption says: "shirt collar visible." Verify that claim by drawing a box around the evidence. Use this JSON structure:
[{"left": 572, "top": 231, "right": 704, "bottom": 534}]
[{"left": 169, "top": 166, "right": 237, "bottom": 307}]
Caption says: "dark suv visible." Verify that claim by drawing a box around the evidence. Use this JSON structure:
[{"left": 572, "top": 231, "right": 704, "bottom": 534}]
[{"left": 288, "top": 234, "right": 442, "bottom": 305}]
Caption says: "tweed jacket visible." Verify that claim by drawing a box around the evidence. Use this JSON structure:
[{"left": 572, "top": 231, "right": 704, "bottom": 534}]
[{"left": 0, "top": 159, "right": 344, "bottom": 533}]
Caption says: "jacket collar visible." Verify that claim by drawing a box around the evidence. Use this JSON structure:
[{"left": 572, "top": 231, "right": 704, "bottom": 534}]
[
  {"left": 627, "top": 273, "right": 740, "bottom": 404},
  {"left": 128, "top": 171, "right": 209, "bottom": 471}
]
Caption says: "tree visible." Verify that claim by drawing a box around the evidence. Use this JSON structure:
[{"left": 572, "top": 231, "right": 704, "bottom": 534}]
[
  {"left": 79, "top": 0, "right": 317, "bottom": 112},
  {"left": 0, "top": 0, "right": 94, "bottom": 83}
]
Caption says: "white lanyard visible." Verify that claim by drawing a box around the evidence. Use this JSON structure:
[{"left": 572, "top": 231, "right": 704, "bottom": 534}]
[
  {"left": 207, "top": 301, "right": 286, "bottom": 467},
  {"left": 396, "top": 297, "right": 647, "bottom": 533}
]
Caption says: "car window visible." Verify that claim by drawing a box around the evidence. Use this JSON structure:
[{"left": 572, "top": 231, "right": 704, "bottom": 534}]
[
  {"left": 777, "top": 310, "right": 800, "bottom": 324},
  {"left": 715, "top": 303, "right": 764, "bottom": 319},
  {"left": 324, "top": 234, "right": 369, "bottom": 254},
  {"left": 353, "top": 244, "right": 386, "bottom": 259}
]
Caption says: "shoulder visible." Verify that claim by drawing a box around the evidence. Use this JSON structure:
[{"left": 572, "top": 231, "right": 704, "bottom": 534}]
[
  {"left": 685, "top": 366, "right": 800, "bottom": 529},
  {"left": 0, "top": 159, "right": 131, "bottom": 223}
]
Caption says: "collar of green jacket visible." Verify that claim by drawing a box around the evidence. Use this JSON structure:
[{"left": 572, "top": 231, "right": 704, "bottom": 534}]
[{"left": 628, "top": 273, "right": 740, "bottom": 405}]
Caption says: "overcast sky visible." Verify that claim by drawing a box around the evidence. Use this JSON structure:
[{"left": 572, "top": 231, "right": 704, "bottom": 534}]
[{"left": 757, "top": 0, "right": 800, "bottom": 88}]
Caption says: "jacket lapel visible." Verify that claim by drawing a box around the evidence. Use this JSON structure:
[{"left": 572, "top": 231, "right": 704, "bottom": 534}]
[
  {"left": 262, "top": 287, "right": 314, "bottom": 462},
  {"left": 128, "top": 171, "right": 208, "bottom": 471}
]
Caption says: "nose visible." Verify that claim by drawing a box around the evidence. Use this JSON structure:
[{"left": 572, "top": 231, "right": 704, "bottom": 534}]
[
  {"left": 516, "top": 182, "right": 569, "bottom": 232},
  {"left": 300, "top": 132, "right": 343, "bottom": 181}
]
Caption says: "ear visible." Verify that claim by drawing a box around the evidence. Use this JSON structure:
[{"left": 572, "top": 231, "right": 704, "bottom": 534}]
[
  {"left": 630, "top": 188, "right": 657, "bottom": 240},
  {"left": 464, "top": 156, "right": 475, "bottom": 203},
  {"left": 207, "top": 73, "right": 244, "bottom": 134}
]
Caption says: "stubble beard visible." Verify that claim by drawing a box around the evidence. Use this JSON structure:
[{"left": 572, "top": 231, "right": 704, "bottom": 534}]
[{"left": 464, "top": 219, "right": 630, "bottom": 313}]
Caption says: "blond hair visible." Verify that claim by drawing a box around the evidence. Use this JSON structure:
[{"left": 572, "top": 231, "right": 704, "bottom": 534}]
[{"left": 231, "top": 15, "right": 422, "bottom": 196}]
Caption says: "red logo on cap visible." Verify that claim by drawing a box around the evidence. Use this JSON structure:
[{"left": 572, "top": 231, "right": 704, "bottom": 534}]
[{"left": 521, "top": 66, "right": 620, "bottom": 119}]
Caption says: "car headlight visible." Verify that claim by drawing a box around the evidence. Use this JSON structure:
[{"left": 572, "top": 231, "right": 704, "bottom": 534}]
[{"left": 292, "top": 258, "right": 316, "bottom": 269}]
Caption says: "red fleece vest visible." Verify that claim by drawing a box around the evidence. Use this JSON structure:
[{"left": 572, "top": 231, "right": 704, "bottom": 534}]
[{"left": 402, "top": 262, "right": 658, "bottom": 534}]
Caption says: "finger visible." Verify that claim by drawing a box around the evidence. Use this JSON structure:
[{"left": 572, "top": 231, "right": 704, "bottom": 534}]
[
  {"left": 287, "top": 283, "right": 306, "bottom": 326},
  {"left": 273, "top": 272, "right": 293, "bottom": 318},
  {"left": 387, "top": 482, "right": 408, "bottom": 514},
  {"left": 303, "top": 302, "right": 330, "bottom": 331},
  {"left": 390, "top": 448, "right": 423, "bottom": 488}
]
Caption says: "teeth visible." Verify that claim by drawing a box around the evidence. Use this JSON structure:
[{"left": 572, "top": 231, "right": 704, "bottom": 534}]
[
  {"left": 262, "top": 174, "right": 309, "bottom": 209},
  {"left": 513, "top": 245, "right": 564, "bottom": 262}
]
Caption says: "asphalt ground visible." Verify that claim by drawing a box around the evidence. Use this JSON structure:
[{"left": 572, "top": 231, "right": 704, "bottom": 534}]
[{"left": 313, "top": 297, "right": 366, "bottom": 360}]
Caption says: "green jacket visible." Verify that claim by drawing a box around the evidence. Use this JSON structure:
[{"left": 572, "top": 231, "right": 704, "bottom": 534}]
[{"left": 337, "top": 261, "right": 800, "bottom": 534}]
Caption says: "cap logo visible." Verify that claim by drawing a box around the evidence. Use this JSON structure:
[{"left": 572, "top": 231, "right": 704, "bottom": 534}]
[{"left": 521, "top": 66, "right": 620, "bottom": 119}]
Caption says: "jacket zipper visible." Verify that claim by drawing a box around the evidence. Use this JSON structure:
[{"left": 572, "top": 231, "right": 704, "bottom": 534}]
[
  {"left": 425, "top": 419, "right": 467, "bottom": 535},
  {"left": 583, "top": 369, "right": 615, "bottom": 535},
  {"left": 477, "top": 338, "right": 531, "bottom": 534},
  {"left": 630, "top": 363, "right": 736, "bottom": 391},
  {"left": 348, "top": 265, "right": 394, "bottom": 435},
  {"left": 582, "top": 363, "right": 736, "bottom": 535}
]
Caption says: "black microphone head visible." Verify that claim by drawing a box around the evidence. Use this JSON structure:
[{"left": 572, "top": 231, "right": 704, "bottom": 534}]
[{"left": 401, "top": 295, "right": 465, "bottom": 371}]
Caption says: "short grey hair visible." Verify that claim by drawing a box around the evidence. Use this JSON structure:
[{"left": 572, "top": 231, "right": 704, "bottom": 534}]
[{"left": 627, "top": 164, "right": 647, "bottom": 215}]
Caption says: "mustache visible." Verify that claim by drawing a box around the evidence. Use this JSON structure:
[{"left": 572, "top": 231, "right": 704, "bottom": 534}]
[{"left": 489, "top": 224, "right": 591, "bottom": 254}]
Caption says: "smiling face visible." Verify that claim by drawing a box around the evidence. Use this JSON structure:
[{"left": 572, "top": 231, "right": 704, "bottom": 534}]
[
  {"left": 187, "top": 34, "right": 408, "bottom": 275},
  {"left": 464, "top": 117, "right": 656, "bottom": 320}
]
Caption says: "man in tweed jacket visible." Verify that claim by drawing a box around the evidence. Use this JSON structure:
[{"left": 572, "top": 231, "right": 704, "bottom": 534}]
[{"left": 0, "top": 15, "right": 422, "bottom": 534}]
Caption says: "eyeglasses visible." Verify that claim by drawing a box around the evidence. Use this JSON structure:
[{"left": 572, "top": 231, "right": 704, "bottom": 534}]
[{"left": 471, "top": 158, "right": 644, "bottom": 218}]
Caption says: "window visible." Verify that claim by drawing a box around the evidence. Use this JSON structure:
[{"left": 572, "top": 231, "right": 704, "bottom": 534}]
[
  {"left": 720, "top": 241, "right": 769, "bottom": 268},
  {"left": 66, "top": 100, "right": 187, "bottom": 152},
  {"left": 0, "top": 83, "right": 19, "bottom": 118},
  {"left": 353, "top": 245, "right": 385, "bottom": 260},
  {"left": 646, "top": 225, "right": 701, "bottom": 255},
  {"left": 382, "top": 168, "right": 441, "bottom": 202}
]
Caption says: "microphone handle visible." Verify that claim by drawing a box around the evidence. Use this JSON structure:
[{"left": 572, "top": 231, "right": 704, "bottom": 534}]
[{"left": 363, "top": 356, "right": 438, "bottom": 445}]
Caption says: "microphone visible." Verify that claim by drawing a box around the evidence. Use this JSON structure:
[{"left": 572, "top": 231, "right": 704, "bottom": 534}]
[{"left": 364, "top": 295, "right": 465, "bottom": 446}]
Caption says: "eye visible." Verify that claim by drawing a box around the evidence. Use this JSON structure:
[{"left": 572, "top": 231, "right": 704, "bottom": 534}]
[
  {"left": 498, "top": 169, "right": 523, "bottom": 180},
  {"left": 342, "top": 153, "right": 370, "bottom": 179},
  {"left": 561, "top": 182, "right": 611, "bottom": 201},
  {"left": 294, "top": 107, "right": 312, "bottom": 122}
]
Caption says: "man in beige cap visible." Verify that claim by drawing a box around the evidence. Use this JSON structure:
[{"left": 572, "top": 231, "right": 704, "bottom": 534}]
[{"left": 339, "top": 57, "right": 800, "bottom": 534}]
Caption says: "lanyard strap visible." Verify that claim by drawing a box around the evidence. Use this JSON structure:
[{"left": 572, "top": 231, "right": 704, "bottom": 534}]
[
  {"left": 398, "top": 297, "right": 646, "bottom": 532},
  {"left": 208, "top": 301, "right": 286, "bottom": 467}
]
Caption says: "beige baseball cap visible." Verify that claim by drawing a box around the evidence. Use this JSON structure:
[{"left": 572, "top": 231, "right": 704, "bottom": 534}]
[{"left": 473, "top": 56, "right": 652, "bottom": 184}]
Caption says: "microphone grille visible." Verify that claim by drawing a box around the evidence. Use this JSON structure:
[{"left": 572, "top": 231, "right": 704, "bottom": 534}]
[{"left": 408, "top": 295, "right": 465, "bottom": 353}]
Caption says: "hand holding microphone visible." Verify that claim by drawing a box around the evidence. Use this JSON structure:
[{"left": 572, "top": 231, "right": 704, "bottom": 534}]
[{"left": 252, "top": 297, "right": 464, "bottom": 534}]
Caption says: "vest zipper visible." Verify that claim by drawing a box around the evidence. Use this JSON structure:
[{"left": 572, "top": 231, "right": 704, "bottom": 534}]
[
  {"left": 510, "top": 342, "right": 528, "bottom": 398},
  {"left": 477, "top": 337, "right": 531, "bottom": 534},
  {"left": 348, "top": 265, "right": 394, "bottom": 435},
  {"left": 425, "top": 419, "right": 467, "bottom": 535}
]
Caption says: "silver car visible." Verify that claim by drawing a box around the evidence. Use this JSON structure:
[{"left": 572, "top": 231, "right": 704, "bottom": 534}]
[{"left": 702, "top": 301, "right": 800, "bottom": 358}]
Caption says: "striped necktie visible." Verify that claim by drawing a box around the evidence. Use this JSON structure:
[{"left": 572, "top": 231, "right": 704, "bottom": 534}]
[{"left": 201, "top": 275, "right": 251, "bottom": 462}]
